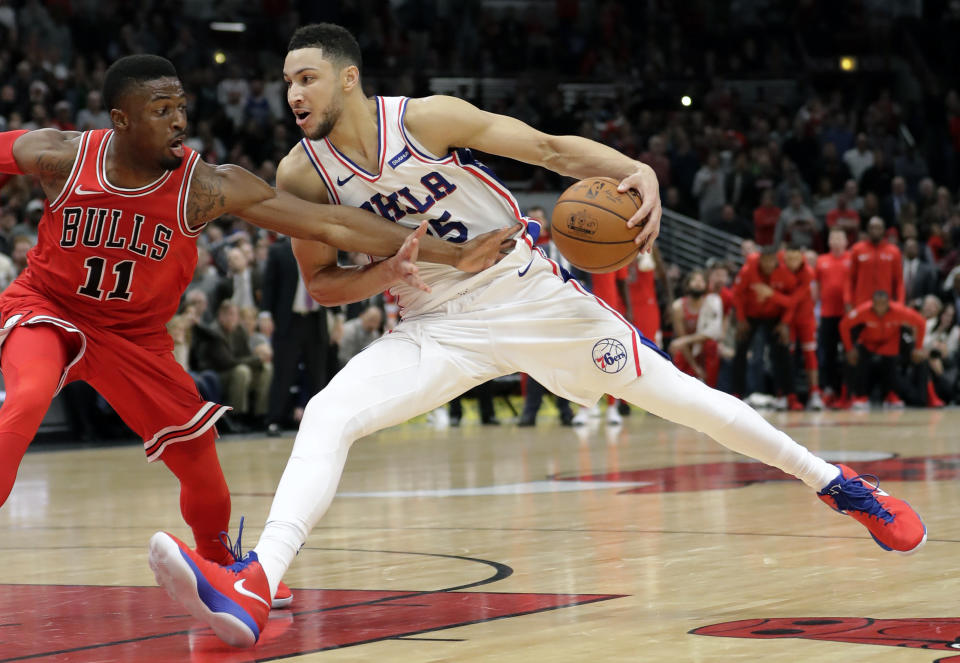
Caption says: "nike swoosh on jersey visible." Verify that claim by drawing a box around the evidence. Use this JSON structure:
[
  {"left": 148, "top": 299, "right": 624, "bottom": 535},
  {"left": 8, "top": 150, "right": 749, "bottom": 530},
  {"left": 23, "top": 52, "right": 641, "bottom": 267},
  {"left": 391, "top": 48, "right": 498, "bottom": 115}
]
[
  {"left": 233, "top": 579, "right": 270, "bottom": 607},
  {"left": 74, "top": 185, "right": 101, "bottom": 195},
  {"left": 336, "top": 173, "right": 356, "bottom": 186}
]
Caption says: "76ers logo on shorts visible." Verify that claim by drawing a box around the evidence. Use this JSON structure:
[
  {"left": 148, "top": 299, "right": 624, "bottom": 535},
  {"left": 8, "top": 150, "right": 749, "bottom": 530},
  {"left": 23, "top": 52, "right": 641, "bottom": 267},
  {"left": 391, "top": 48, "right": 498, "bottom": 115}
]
[{"left": 592, "top": 338, "right": 627, "bottom": 373}]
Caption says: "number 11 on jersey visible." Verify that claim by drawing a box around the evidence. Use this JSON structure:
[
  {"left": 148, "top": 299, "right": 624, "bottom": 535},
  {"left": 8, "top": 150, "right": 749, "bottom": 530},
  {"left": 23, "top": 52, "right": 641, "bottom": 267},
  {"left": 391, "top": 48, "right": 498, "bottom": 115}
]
[{"left": 77, "top": 256, "right": 135, "bottom": 301}]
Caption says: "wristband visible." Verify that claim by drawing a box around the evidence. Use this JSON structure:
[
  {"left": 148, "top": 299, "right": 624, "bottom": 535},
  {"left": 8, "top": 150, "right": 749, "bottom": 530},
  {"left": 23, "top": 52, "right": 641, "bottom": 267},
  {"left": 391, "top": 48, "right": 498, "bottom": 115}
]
[{"left": 0, "top": 130, "right": 28, "bottom": 175}]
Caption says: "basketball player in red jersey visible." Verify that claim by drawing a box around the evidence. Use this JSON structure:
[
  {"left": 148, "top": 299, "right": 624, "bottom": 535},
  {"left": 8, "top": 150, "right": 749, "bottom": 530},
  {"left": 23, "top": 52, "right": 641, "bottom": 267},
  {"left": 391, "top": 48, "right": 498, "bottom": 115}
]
[
  {"left": 670, "top": 270, "right": 723, "bottom": 387},
  {"left": 626, "top": 247, "right": 669, "bottom": 347},
  {"left": 0, "top": 55, "right": 514, "bottom": 604}
]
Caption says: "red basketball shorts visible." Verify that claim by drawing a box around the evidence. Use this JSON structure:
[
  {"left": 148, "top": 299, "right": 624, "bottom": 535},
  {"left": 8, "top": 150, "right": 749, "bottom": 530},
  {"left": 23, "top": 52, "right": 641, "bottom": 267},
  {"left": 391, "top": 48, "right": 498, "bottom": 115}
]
[{"left": 0, "top": 281, "right": 228, "bottom": 461}]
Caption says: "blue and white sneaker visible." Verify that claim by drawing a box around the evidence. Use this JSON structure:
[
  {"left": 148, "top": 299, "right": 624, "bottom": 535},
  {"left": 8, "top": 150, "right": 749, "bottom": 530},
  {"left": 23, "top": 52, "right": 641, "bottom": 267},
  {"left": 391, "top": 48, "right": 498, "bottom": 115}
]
[{"left": 817, "top": 464, "right": 927, "bottom": 554}]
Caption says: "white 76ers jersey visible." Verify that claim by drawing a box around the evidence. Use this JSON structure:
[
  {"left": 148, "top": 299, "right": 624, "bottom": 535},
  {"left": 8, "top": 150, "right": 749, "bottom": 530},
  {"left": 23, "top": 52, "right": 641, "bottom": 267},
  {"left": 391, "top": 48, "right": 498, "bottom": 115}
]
[{"left": 300, "top": 96, "right": 527, "bottom": 315}]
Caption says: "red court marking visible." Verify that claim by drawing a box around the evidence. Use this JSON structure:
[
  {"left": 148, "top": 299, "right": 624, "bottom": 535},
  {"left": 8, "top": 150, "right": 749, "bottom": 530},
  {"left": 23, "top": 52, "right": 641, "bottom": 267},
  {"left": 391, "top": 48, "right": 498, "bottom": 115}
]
[
  {"left": 692, "top": 616, "right": 960, "bottom": 662},
  {"left": 554, "top": 453, "right": 960, "bottom": 493},
  {"left": 0, "top": 585, "right": 622, "bottom": 662}
]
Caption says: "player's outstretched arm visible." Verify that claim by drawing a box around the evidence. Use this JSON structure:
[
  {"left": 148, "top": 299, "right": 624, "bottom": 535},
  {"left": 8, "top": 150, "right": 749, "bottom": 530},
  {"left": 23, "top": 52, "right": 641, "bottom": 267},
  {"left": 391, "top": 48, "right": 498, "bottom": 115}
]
[
  {"left": 190, "top": 157, "right": 515, "bottom": 271},
  {"left": 292, "top": 222, "right": 435, "bottom": 307},
  {"left": 3, "top": 129, "right": 82, "bottom": 198},
  {"left": 403, "top": 96, "right": 662, "bottom": 252}
]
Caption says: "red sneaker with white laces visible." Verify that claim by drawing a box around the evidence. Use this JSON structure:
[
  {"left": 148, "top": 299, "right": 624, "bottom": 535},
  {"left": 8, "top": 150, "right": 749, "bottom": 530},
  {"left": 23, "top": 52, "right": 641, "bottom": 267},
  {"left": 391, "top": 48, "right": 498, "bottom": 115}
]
[
  {"left": 149, "top": 531, "right": 270, "bottom": 647},
  {"left": 817, "top": 464, "right": 926, "bottom": 554}
]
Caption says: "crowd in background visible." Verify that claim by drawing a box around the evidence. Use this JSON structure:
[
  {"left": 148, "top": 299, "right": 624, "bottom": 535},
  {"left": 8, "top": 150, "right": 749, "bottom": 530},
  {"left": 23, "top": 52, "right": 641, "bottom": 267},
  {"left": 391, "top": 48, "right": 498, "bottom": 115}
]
[{"left": 2, "top": 1, "right": 960, "bottom": 435}]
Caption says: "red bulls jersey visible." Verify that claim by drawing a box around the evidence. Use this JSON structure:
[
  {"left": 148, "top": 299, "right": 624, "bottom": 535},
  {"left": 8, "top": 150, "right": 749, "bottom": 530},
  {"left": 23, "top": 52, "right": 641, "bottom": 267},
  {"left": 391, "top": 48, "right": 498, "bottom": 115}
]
[{"left": 19, "top": 129, "right": 202, "bottom": 347}]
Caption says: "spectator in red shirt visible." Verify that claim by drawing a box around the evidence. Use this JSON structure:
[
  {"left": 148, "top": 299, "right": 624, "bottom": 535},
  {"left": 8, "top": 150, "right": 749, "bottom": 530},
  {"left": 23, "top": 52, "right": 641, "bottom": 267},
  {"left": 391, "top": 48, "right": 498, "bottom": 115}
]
[
  {"left": 825, "top": 188, "right": 861, "bottom": 247},
  {"left": 731, "top": 246, "right": 795, "bottom": 405},
  {"left": 752, "top": 188, "right": 780, "bottom": 246},
  {"left": 816, "top": 228, "right": 852, "bottom": 403},
  {"left": 847, "top": 216, "right": 904, "bottom": 307},
  {"left": 839, "top": 290, "right": 926, "bottom": 409}
]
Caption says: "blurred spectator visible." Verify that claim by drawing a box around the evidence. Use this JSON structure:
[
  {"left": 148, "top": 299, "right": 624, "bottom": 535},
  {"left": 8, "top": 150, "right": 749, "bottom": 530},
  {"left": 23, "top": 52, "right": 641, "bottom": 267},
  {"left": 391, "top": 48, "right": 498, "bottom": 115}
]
[
  {"left": 843, "top": 133, "right": 874, "bottom": 183},
  {"left": 816, "top": 142, "right": 851, "bottom": 191},
  {"left": 190, "top": 300, "right": 273, "bottom": 430},
  {"left": 732, "top": 246, "right": 794, "bottom": 405},
  {"left": 752, "top": 188, "right": 780, "bottom": 246},
  {"left": 338, "top": 305, "right": 383, "bottom": 367},
  {"left": 816, "top": 228, "right": 852, "bottom": 403},
  {"left": 239, "top": 305, "right": 273, "bottom": 354},
  {"left": 224, "top": 246, "right": 259, "bottom": 310},
  {"left": 923, "top": 301, "right": 958, "bottom": 404},
  {"left": 12, "top": 198, "right": 42, "bottom": 242},
  {"left": 773, "top": 189, "right": 817, "bottom": 250},
  {"left": 725, "top": 151, "right": 757, "bottom": 216},
  {"left": 860, "top": 149, "right": 894, "bottom": 198},
  {"left": 639, "top": 133, "right": 671, "bottom": 192},
  {"left": 780, "top": 245, "right": 823, "bottom": 410},
  {"left": 626, "top": 247, "right": 669, "bottom": 348},
  {"left": 882, "top": 176, "right": 911, "bottom": 227},
  {"left": 670, "top": 269, "right": 723, "bottom": 387},
  {"left": 903, "top": 238, "right": 939, "bottom": 307},
  {"left": 10, "top": 233, "right": 32, "bottom": 275},
  {"left": 825, "top": 187, "right": 861, "bottom": 246},
  {"left": 261, "top": 236, "right": 328, "bottom": 435},
  {"left": 810, "top": 176, "right": 838, "bottom": 226},
  {"left": 847, "top": 216, "right": 904, "bottom": 307},
  {"left": 167, "top": 313, "right": 220, "bottom": 403},
  {"left": 713, "top": 203, "right": 752, "bottom": 238},
  {"left": 840, "top": 290, "right": 928, "bottom": 409},
  {"left": 692, "top": 151, "right": 725, "bottom": 224},
  {"left": 843, "top": 178, "right": 865, "bottom": 214},
  {"left": 894, "top": 145, "right": 928, "bottom": 196},
  {"left": 75, "top": 90, "right": 110, "bottom": 131}
]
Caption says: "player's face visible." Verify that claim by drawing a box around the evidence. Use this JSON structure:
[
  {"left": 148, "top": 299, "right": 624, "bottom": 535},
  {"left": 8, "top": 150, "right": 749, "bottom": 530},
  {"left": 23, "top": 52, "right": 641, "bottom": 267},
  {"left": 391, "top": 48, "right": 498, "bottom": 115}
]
[
  {"left": 784, "top": 249, "right": 803, "bottom": 272},
  {"left": 284, "top": 48, "right": 344, "bottom": 140},
  {"left": 873, "top": 294, "right": 890, "bottom": 316},
  {"left": 759, "top": 253, "right": 778, "bottom": 275},
  {"left": 119, "top": 78, "right": 187, "bottom": 170}
]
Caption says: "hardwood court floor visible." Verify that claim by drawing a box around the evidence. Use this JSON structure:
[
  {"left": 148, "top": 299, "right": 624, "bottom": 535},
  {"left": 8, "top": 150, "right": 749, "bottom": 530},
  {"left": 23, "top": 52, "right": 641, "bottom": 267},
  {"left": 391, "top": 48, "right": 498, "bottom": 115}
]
[{"left": 2, "top": 406, "right": 959, "bottom": 662}]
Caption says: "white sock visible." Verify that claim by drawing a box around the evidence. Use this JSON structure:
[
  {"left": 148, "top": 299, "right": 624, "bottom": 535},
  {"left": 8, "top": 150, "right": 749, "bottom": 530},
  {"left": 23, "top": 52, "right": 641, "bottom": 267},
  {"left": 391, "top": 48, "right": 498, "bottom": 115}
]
[
  {"left": 619, "top": 351, "right": 842, "bottom": 491},
  {"left": 255, "top": 521, "right": 304, "bottom": 599},
  {"left": 254, "top": 442, "right": 350, "bottom": 599}
]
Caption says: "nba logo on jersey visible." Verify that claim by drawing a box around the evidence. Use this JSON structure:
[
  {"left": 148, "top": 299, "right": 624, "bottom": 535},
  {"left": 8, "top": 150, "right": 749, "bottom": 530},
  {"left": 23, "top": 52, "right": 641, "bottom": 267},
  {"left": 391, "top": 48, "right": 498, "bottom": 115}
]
[{"left": 592, "top": 338, "right": 627, "bottom": 373}]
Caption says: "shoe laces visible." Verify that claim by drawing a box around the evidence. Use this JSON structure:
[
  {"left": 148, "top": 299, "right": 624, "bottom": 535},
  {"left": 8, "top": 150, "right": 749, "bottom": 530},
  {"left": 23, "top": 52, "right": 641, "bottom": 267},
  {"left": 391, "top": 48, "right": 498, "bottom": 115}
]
[
  {"left": 219, "top": 516, "right": 255, "bottom": 572},
  {"left": 827, "top": 473, "right": 894, "bottom": 524}
]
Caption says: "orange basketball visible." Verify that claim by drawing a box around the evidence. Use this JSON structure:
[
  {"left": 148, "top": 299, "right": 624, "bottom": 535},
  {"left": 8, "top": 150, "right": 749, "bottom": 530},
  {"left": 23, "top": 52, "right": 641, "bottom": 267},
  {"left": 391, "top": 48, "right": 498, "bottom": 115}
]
[{"left": 550, "top": 177, "right": 643, "bottom": 273}]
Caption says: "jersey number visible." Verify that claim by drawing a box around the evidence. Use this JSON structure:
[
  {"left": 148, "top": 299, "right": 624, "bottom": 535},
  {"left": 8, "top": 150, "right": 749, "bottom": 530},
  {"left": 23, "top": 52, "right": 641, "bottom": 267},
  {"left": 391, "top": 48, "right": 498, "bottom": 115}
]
[
  {"left": 428, "top": 210, "right": 468, "bottom": 243},
  {"left": 77, "top": 257, "right": 135, "bottom": 301}
]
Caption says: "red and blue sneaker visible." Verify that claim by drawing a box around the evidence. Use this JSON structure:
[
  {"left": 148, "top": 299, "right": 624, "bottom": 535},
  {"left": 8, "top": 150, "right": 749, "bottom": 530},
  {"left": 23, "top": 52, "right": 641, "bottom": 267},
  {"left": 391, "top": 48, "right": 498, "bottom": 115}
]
[
  {"left": 149, "top": 531, "right": 270, "bottom": 647},
  {"left": 218, "top": 519, "right": 293, "bottom": 609},
  {"left": 817, "top": 464, "right": 927, "bottom": 554}
]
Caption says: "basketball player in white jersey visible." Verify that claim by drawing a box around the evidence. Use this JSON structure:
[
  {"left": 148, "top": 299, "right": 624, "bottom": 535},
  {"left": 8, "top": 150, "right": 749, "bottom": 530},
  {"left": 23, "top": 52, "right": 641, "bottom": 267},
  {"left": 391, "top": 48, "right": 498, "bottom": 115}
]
[{"left": 149, "top": 24, "right": 926, "bottom": 647}]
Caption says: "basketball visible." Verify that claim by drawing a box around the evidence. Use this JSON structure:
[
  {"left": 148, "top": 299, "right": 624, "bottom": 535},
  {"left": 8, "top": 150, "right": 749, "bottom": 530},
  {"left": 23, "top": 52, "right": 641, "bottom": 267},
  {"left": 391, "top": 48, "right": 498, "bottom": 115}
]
[{"left": 550, "top": 177, "right": 643, "bottom": 273}]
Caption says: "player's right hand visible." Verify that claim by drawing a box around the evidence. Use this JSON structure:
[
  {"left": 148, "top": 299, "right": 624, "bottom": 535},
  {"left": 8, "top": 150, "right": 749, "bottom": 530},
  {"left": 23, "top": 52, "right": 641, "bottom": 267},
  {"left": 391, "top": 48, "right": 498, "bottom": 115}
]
[
  {"left": 456, "top": 222, "right": 522, "bottom": 272},
  {"left": 384, "top": 221, "right": 431, "bottom": 293}
]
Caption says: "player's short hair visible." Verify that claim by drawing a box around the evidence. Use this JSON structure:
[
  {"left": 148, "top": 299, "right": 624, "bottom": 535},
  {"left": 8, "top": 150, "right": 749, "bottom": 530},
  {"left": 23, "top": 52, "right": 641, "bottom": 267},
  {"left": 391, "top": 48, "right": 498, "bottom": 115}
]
[
  {"left": 102, "top": 55, "right": 178, "bottom": 110},
  {"left": 873, "top": 289, "right": 890, "bottom": 300},
  {"left": 759, "top": 244, "right": 778, "bottom": 256},
  {"left": 288, "top": 23, "right": 362, "bottom": 73}
]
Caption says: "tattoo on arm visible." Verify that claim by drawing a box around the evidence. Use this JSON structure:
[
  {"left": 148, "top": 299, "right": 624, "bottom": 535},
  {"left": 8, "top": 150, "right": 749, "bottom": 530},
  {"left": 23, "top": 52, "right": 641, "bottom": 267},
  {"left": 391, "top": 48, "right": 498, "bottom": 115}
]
[
  {"left": 186, "top": 166, "right": 227, "bottom": 228},
  {"left": 35, "top": 152, "right": 76, "bottom": 194}
]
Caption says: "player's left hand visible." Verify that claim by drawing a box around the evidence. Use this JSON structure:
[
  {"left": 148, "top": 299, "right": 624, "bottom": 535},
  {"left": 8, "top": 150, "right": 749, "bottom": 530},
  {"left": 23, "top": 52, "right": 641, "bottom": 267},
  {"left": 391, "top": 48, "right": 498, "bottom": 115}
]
[
  {"left": 456, "top": 222, "right": 523, "bottom": 272},
  {"left": 384, "top": 221, "right": 431, "bottom": 293},
  {"left": 618, "top": 163, "right": 662, "bottom": 254}
]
